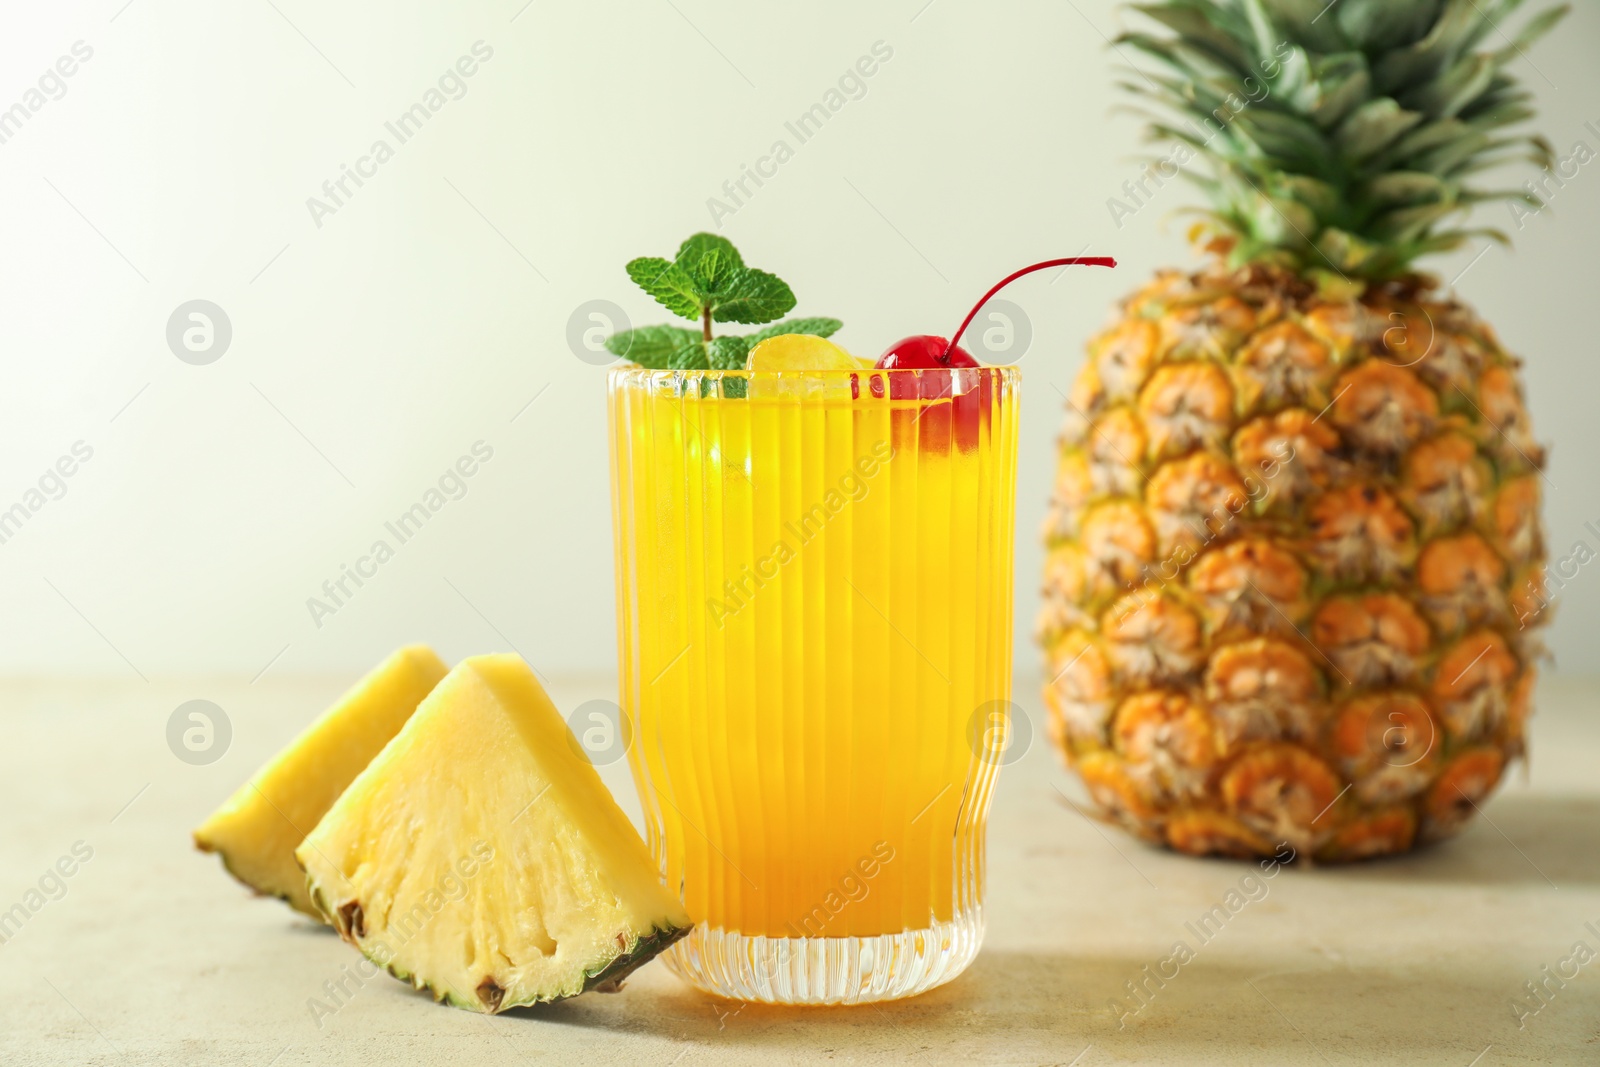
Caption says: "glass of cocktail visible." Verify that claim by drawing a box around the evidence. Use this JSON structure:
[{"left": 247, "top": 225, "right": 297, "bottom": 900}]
[{"left": 608, "top": 362, "right": 1020, "bottom": 1004}]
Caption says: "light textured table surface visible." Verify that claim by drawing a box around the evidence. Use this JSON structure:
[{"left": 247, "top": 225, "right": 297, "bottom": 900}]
[{"left": 2, "top": 673, "right": 1596, "bottom": 1066}]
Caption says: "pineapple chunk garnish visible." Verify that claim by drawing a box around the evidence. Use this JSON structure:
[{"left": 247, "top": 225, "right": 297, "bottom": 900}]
[{"left": 747, "top": 333, "right": 859, "bottom": 371}]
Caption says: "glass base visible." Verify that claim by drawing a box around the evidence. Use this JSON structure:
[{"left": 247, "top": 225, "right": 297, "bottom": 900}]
[{"left": 661, "top": 909, "right": 984, "bottom": 1005}]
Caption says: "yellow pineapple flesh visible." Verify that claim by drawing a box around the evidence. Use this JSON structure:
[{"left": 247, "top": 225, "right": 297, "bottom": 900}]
[
  {"left": 296, "top": 654, "right": 692, "bottom": 1012},
  {"left": 194, "top": 645, "right": 449, "bottom": 915}
]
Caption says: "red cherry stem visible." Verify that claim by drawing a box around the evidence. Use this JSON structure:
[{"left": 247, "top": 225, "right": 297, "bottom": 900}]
[{"left": 944, "top": 256, "right": 1118, "bottom": 362}]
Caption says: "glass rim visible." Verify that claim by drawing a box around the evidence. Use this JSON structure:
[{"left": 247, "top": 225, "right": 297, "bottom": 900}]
[{"left": 606, "top": 364, "right": 1022, "bottom": 381}]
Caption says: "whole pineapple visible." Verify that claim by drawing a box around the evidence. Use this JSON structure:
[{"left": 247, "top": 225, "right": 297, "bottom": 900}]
[{"left": 1041, "top": 0, "right": 1564, "bottom": 861}]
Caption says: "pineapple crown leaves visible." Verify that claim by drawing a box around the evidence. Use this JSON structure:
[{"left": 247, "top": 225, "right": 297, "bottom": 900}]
[
  {"left": 605, "top": 233, "right": 842, "bottom": 370},
  {"left": 1116, "top": 0, "right": 1569, "bottom": 279}
]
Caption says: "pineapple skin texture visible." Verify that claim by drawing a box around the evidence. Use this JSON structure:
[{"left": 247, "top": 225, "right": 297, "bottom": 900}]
[
  {"left": 1039, "top": 260, "right": 1546, "bottom": 862},
  {"left": 193, "top": 645, "right": 449, "bottom": 916}
]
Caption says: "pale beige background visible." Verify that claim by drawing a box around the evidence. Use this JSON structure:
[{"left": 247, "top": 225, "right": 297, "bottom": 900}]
[
  {"left": 0, "top": 0, "right": 1595, "bottom": 682},
  {"left": 2, "top": 5, "right": 1598, "bottom": 1063}
]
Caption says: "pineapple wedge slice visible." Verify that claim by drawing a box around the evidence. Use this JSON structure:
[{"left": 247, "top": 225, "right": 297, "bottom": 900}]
[
  {"left": 194, "top": 645, "right": 448, "bottom": 917},
  {"left": 295, "top": 654, "right": 691, "bottom": 1012}
]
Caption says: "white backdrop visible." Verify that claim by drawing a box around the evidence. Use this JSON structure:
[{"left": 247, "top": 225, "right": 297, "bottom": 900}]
[{"left": 1, "top": 0, "right": 1596, "bottom": 680}]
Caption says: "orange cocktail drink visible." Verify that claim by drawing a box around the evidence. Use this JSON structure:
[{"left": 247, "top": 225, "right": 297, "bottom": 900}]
[{"left": 609, "top": 365, "right": 1019, "bottom": 1004}]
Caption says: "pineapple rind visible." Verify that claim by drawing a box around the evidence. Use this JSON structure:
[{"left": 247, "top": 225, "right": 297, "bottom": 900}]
[
  {"left": 579, "top": 923, "right": 694, "bottom": 994},
  {"left": 372, "top": 923, "right": 693, "bottom": 1011},
  {"left": 1041, "top": 259, "right": 1545, "bottom": 862}
]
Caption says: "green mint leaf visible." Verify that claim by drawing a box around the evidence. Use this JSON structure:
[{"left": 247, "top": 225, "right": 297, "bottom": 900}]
[
  {"left": 705, "top": 335, "right": 749, "bottom": 370},
  {"left": 721, "top": 377, "right": 748, "bottom": 399},
  {"left": 667, "top": 339, "right": 710, "bottom": 371},
  {"left": 606, "top": 324, "right": 701, "bottom": 369},
  {"left": 710, "top": 268, "right": 796, "bottom": 325},
  {"left": 675, "top": 233, "right": 745, "bottom": 297},
  {"left": 626, "top": 257, "right": 702, "bottom": 320},
  {"left": 744, "top": 317, "right": 844, "bottom": 344}
]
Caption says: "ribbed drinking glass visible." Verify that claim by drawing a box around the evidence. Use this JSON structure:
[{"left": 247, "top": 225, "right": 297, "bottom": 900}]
[{"left": 608, "top": 365, "right": 1019, "bottom": 1004}]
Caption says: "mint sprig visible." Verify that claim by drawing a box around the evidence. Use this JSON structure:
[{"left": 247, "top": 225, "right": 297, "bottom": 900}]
[
  {"left": 704, "top": 336, "right": 749, "bottom": 370},
  {"left": 625, "top": 259, "right": 701, "bottom": 320},
  {"left": 604, "top": 324, "right": 701, "bottom": 367},
  {"left": 606, "top": 233, "right": 842, "bottom": 371},
  {"left": 676, "top": 233, "right": 745, "bottom": 296}
]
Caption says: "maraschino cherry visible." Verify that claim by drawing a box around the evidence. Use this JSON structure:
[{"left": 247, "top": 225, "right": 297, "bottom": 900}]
[
  {"left": 877, "top": 334, "right": 979, "bottom": 369},
  {"left": 875, "top": 256, "right": 1118, "bottom": 369}
]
